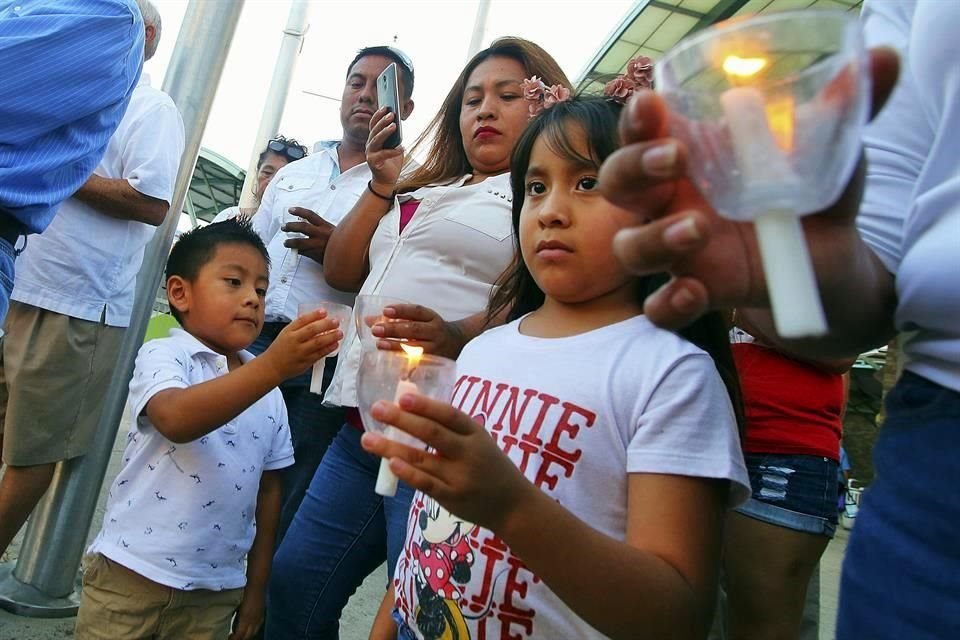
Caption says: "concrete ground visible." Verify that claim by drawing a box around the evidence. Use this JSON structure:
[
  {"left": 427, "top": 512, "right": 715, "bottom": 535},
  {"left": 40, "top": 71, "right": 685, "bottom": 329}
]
[{"left": 0, "top": 412, "right": 853, "bottom": 639}]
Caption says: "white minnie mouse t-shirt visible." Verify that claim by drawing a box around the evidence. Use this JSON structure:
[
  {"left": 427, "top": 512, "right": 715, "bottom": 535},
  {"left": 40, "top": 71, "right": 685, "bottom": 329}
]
[
  {"left": 88, "top": 329, "right": 294, "bottom": 591},
  {"left": 393, "top": 315, "right": 749, "bottom": 639}
]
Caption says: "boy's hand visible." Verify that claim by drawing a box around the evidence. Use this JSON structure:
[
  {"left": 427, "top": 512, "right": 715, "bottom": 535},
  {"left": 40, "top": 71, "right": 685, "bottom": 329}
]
[
  {"left": 360, "top": 394, "right": 534, "bottom": 534},
  {"left": 262, "top": 309, "right": 343, "bottom": 381},
  {"left": 229, "top": 588, "right": 265, "bottom": 640}
]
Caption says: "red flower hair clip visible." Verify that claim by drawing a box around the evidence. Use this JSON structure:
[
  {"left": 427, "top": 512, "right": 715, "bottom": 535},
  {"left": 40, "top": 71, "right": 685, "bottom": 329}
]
[
  {"left": 521, "top": 75, "right": 572, "bottom": 118},
  {"left": 602, "top": 56, "right": 655, "bottom": 104}
]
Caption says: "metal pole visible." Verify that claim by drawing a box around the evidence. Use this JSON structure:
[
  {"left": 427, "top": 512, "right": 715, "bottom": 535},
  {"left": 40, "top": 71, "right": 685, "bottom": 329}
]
[
  {"left": 466, "top": 0, "right": 492, "bottom": 59},
  {"left": 237, "top": 0, "right": 312, "bottom": 210},
  {"left": 0, "top": 0, "right": 246, "bottom": 617}
]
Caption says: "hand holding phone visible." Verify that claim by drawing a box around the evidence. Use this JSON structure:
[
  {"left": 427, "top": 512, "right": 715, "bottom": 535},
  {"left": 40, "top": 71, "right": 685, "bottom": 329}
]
[{"left": 377, "top": 63, "right": 402, "bottom": 149}]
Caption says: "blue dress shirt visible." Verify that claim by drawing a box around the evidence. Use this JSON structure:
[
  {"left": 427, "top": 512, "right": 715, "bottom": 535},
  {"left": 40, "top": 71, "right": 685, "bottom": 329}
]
[{"left": 0, "top": 0, "right": 144, "bottom": 234}]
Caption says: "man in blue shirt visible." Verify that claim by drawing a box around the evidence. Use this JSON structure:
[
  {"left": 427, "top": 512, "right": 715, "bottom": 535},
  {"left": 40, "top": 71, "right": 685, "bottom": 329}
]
[{"left": 0, "top": 0, "right": 144, "bottom": 325}]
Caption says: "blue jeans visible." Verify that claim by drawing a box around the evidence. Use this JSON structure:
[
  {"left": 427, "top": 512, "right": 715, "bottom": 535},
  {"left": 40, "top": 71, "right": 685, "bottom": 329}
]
[
  {"left": 250, "top": 323, "right": 344, "bottom": 541},
  {"left": 266, "top": 425, "right": 415, "bottom": 639},
  {"left": 837, "top": 372, "right": 960, "bottom": 640},
  {"left": 0, "top": 238, "right": 15, "bottom": 327}
]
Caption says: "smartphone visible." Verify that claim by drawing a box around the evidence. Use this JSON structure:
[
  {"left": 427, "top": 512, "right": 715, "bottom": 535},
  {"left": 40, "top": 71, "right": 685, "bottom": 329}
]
[{"left": 377, "top": 63, "right": 402, "bottom": 149}]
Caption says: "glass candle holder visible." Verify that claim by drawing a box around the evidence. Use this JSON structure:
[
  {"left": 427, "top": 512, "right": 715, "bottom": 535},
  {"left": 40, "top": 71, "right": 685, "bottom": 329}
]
[
  {"left": 655, "top": 10, "right": 869, "bottom": 337},
  {"left": 356, "top": 347, "right": 457, "bottom": 496},
  {"left": 354, "top": 294, "right": 411, "bottom": 351}
]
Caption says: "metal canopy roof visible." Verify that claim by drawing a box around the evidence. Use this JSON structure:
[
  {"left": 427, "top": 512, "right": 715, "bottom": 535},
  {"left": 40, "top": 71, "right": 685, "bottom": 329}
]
[
  {"left": 576, "top": 0, "right": 863, "bottom": 94},
  {"left": 185, "top": 147, "right": 245, "bottom": 226}
]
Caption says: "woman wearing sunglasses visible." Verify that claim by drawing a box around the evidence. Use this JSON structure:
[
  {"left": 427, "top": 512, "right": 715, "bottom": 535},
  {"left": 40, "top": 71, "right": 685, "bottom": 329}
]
[{"left": 212, "top": 135, "right": 308, "bottom": 222}]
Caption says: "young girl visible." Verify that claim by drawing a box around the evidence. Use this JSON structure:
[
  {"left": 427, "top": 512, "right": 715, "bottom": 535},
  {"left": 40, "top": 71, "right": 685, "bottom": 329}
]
[{"left": 361, "top": 97, "right": 750, "bottom": 640}]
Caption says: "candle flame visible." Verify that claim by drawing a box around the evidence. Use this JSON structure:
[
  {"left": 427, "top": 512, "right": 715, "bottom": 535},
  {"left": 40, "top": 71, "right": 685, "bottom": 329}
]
[
  {"left": 766, "top": 96, "right": 795, "bottom": 152},
  {"left": 722, "top": 55, "right": 767, "bottom": 79},
  {"left": 400, "top": 343, "right": 424, "bottom": 362},
  {"left": 722, "top": 54, "right": 793, "bottom": 152}
]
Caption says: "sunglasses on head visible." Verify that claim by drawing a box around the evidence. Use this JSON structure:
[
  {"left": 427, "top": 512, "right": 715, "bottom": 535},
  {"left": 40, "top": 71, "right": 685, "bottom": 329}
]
[{"left": 267, "top": 139, "right": 306, "bottom": 161}]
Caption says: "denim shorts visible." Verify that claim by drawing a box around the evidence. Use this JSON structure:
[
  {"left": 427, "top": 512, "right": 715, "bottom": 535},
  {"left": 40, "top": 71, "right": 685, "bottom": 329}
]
[{"left": 735, "top": 452, "right": 839, "bottom": 537}]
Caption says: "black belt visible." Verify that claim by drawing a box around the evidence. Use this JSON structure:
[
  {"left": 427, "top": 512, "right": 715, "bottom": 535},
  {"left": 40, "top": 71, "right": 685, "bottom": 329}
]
[{"left": 0, "top": 214, "right": 25, "bottom": 247}]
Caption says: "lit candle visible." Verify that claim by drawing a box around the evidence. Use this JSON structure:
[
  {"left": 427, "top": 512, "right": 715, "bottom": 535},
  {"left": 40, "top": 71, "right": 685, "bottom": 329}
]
[
  {"left": 720, "top": 55, "right": 827, "bottom": 337},
  {"left": 375, "top": 344, "right": 423, "bottom": 497}
]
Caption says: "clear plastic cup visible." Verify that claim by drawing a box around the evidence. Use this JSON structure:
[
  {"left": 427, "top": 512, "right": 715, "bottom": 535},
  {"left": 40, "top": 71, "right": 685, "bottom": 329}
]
[
  {"left": 353, "top": 294, "right": 411, "bottom": 351},
  {"left": 298, "top": 301, "right": 353, "bottom": 394},
  {"left": 654, "top": 9, "right": 869, "bottom": 220},
  {"left": 356, "top": 348, "right": 457, "bottom": 496}
]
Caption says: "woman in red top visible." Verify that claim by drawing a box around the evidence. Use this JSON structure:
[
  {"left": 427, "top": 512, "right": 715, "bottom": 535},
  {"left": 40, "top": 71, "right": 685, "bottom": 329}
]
[{"left": 723, "top": 307, "right": 854, "bottom": 639}]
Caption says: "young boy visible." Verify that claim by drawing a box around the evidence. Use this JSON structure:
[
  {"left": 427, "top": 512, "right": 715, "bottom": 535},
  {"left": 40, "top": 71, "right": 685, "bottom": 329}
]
[{"left": 75, "top": 219, "right": 343, "bottom": 640}]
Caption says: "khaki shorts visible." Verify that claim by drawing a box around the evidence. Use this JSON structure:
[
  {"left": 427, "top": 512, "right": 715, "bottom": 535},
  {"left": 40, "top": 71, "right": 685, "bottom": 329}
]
[
  {"left": 0, "top": 301, "right": 124, "bottom": 466},
  {"left": 75, "top": 553, "right": 244, "bottom": 640}
]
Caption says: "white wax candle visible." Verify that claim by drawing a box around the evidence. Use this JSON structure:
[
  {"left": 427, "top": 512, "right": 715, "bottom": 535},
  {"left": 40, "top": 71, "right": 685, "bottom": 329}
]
[
  {"left": 285, "top": 209, "right": 304, "bottom": 260},
  {"left": 720, "top": 87, "right": 796, "bottom": 195},
  {"left": 309, "top": 358, "right": 326, "bottom": 395},
  {"left": 754, "top": 212, "right": 827, "bottom": 337},
  {"left": 375, "top": 379, "right": 420, "bottom": 497},
  {"left": 720, "top": 87, "right": 827, "bottom": 337},
  {"left": 308, "top": 314, "right": 347, "bottom": 395}
]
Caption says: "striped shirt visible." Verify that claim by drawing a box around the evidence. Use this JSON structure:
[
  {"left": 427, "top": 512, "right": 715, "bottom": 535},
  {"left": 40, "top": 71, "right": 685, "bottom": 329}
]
[{"left": 0, "top": 0, "right": 143, "bottom": 233}]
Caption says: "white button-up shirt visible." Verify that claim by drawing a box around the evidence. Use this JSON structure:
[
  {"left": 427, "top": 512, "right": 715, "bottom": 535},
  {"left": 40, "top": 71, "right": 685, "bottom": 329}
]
[
  {"left": 325, "top": 173, "right": 515, "bottom": 408},
  {"left": 251, "top": 142, "right": 367, "bottom": 322},
  {"left": 859, "top": 0, "right": 960, "bottom": 393},
  {"left": 11, "top": 74, "right": 184, "bottom": 327},
  {"left": 89, "top": 329, "right": 294, "bottom": 591}
]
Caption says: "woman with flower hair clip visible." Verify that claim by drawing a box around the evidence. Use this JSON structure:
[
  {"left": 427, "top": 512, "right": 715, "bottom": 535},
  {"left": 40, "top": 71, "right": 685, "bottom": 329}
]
[
  {"left": 269, "top": 37, "right": 571, "bottom": 639},
  {"left": 362, "top": 78, "right": 751, "bottom": 639}
]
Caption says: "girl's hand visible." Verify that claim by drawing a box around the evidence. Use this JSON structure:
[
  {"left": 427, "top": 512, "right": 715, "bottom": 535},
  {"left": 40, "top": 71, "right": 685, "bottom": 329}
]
[
  {"left": 598, "top": 48, "right": 901, "bottom": 331},
  {"left": 360, "top": 393, "right": 534, "bottom": 533},
  {"left": 228, "top": 588, "right": 265, "bottom": 640},
  {"left": 366, "top": 107, "right": 405, "bottom": 191},
  {"left": 262, "top": 310, "right": 343, "bottom": 380},
  {"left": 372, "top": 304, "right": 468, "bottom": 360}
]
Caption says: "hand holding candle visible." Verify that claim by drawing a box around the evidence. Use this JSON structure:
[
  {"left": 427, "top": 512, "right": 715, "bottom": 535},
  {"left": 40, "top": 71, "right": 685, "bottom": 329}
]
[{"left": 654, "top": 10, "right": 869, "bottom": 337}]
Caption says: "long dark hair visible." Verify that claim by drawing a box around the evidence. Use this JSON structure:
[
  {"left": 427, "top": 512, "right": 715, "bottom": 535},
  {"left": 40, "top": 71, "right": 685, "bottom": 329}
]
[
  {"left": 396, "top": 37, "right": 571, "bottom": 195},
  {"left": 489, "top": 97, "right": 744, "bottom": 432}
]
